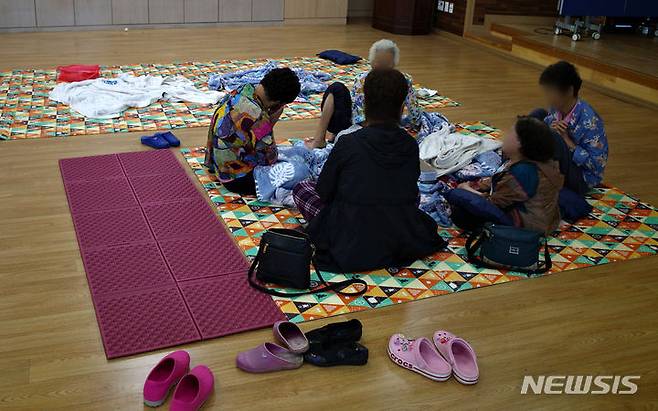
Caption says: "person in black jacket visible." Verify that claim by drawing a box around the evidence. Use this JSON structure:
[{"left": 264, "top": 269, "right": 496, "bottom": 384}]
[{"left": 292, "top": 69, "right": 446, "bottom": 273}]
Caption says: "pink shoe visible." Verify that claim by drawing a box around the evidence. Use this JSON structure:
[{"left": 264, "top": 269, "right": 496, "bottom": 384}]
[
  {"left": 236, "top": 342, "right": 303, "bottom": 373},
  {"left": 143, "top": 350, "right": 190, "bottom": 407},
  {"left": 387, "top": 334, "right": 452, "bottom": 381},
  {"left": 433, "top": 330, "right": 479, "bottom": 384},
  {"left": 273, "top": 321, "right": 309, "bottom": 354},
  {"left": 170, "top": 365, "right": 215, "bottom": 411}
]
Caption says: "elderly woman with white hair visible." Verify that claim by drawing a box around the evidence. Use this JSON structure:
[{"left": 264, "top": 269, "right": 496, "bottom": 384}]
[{"left": 307, "top": 39, "right": 422, "bottom": 148}]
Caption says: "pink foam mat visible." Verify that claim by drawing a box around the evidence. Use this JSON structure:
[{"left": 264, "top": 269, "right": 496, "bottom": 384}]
[
  {"left": 71, "top": 207, "right": 155, "bottom": 249},
  {"left": 160, "top": 233, "right": 250, "bottom": 281},
  {"left": 81, "top": 243, "right": 175, "bottom": 296},
  {"left": 179, "top": 273, "right": 286, "bottom": 339},
  {"left": 118, "top": 150, "right": 187, "bottom": 177},
  {"left": 142, "top": 197, "right": 226, "bottom": 240},
  {"left": 59, "top": 150, "right": 283, "bottom": 358},
  {"left": 129, "top": 173, "right": 201, "bottom": 205},
  {"left": 64, "top": 177, "right": 139, "bottom": 214},
  {"left": 60, "top": 154, "right": 125, "bottom": 183},
  {"left": 94, "top": 286, "right": 201, "bottom": 359}
]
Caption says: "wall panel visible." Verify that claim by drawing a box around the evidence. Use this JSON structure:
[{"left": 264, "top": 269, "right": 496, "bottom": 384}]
[
  {"left": 36, "top": 0, "right": 75, "bottom": 27},
  {"left": 112, "top": 0, "right": 149, "bottom": 25},
  {"left": 252, "top": 0, "right": 283, "bottom": 21},
  {"left": 0, "top": 0, "right": 37, "bottom": 28},
  {"left": 184, "top": 0, "right": 219, "bottom": 23},
  {"left": 149, "top": 0, "right": 185, "bottom": 23},
  {"left": 75, "top": 0, "right": 112, "bottom": 25},
  {"left": 220, "top": 0, "right": 252, "bottom": 22}
]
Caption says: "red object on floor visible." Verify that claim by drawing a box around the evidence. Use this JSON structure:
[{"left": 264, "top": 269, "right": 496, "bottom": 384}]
[
  {"left": 57, "top": 64, "right": 101, "bottom": 82},
  {"left": 59, "top": 150, "right": 285, "bottom": 359}
]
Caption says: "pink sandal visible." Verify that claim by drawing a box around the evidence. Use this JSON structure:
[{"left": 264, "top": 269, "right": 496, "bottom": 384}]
[
  {"left": 433, "top": 330, "right": 479, "bottom": 384},
  {"left": 143, "top": 350, "right": 190, "bottom": 407},
  {"left": 170, "top": 365, "right": 215, "bottom": 411},
  {"left": 387, "top": 334, "right": 452, "bottom": 381}
]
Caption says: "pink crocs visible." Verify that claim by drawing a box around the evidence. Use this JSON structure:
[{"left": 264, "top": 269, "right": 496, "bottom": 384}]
[
  {"left": 170, "top": 365, "right": 215, "bottom": 411},
  {"left": 387, "top": 334, "right": 452, "bottom": 381},
  {"left": 143, "top": 350, "right": 190, "bottom": 407},
  {"left": 433, "top": 330, "right": 479, "bottom": 385}
]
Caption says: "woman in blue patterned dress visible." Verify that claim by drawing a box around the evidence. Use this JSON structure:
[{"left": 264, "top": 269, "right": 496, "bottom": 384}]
[
  {"left": 306, "top": 39, "right": 422, "bottom": 149},
  {"left": 531, "top": 61, "right": 608, "bottom": 194}
]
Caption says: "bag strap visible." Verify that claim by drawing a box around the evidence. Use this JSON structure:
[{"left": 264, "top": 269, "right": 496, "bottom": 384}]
[
  {"left": 247, "top": 250, "right": 367, "bottom": 297},
  {"left": 465, "top": 229, "right": 488, "bottom": 267},
  {"left": 465, "top": 229, "right": 552, "bottom": 275},
  {"left": 535, "top": 238, "right": 552, "bottom": 274}
]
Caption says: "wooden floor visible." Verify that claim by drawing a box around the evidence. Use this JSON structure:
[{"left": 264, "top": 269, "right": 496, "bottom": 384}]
[{"left": 1, "top": 23, "right": 658, "bottom": 410}]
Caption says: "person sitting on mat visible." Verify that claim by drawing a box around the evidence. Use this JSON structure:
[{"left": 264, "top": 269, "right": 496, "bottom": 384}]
[
  {"left": 306, "top": 39, "right": 422, "bottom": 148},
  {"left": 446, "top": 116, "right": 563, "bottom": 235},
  {"left": 293, "top": 69, "right": 445, "bottom": 273},
  {"left": 530, "top": 61, "right": 608, "bottom": 195},
  {"left": 204, "top": 67, "right": 301, "bottom": 195}
]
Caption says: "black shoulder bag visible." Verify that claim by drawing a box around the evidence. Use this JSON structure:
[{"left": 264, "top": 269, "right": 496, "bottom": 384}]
[
  {"left": 248, "top": 228, "right": 367, "bottom": 297},
  {"left": 465, "top": 223, "right": 552, "bottom": 274}
]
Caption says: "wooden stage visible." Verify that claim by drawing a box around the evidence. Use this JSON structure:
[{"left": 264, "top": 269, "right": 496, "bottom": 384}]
[
  {"left": 467, "top": 22, "right": 658, "bottom": 106},
  {"left": 1, "top": 22, "right": 658, "bottom": 410}
]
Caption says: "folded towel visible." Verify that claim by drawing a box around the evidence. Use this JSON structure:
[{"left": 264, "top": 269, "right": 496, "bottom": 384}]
[{"left": 419, "top": 130, "right": 502, "bottom": 177}]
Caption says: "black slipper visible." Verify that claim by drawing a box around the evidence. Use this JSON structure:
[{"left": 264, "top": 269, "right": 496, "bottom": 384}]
[
  {"left": 303, "top": 341, "right": 368, "bottom": 367},
  {"left": 305, "top": 319, "right": 362, "bottom": 346}
]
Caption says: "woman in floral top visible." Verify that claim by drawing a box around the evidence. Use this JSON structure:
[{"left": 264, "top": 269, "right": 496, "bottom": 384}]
[
  {"left": 204, "top": 68, "right": 300, "bottom": 195},
  {"left": 307, "top": 39, "right": 422, "bottom": 148},
  {"left": 531, "top": 61, "right": 608, "bottom": 194}
]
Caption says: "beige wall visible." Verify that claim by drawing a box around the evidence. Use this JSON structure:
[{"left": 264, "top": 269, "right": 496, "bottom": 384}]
[
  {"left": 0, "top": 0, "right": 356, "bottom": 31},
  {"left": 284, "top": 0, "right": 348, "bottom": 24},
  {"left": 0, "top": 0, "right": 286, "bottom": 31}
]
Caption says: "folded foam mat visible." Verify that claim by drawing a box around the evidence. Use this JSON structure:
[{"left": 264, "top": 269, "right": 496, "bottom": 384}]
[
  {"left": 180, "top": 121, "right": 658, "bottom": 323},
  {"left": 65, "top": 178, "right": 138, "bottom": 213},
  {"left": 60, "top": 149, "right": 284, "bottom": 359},
  {"left": 160, "top": 234, "right": 249, "bottom": 281},
  {"left": 179, "top": 273, "right": 286, "bottom": 339}
]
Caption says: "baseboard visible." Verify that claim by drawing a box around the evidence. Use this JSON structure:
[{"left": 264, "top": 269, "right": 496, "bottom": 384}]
[
  {"left": 0, "top": 21, "right": 284, "bottom": 33},
  {"left": 284, "top": 18, "right": 347, "bottom": 25}
]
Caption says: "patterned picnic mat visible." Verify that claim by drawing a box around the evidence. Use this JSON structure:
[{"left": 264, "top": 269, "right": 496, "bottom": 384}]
[
  {"left": 181, "top": 121, "right": 658, "bottom": 322},
  {"left": 0, "top": 57, "right": 458, "bottom": 140}
]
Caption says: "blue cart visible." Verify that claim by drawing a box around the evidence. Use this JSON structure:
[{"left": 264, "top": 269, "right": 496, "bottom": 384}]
[{"left": 555, "top": 0, "right": 658, "bottom": 41}]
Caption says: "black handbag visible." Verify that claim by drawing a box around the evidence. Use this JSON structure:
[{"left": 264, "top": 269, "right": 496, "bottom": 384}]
[
  {"left": 465, "top": 223, "right": 552, "bottom": 274},
  {"left": 247, "top": 228, "right": 367, "bottom": 297}
]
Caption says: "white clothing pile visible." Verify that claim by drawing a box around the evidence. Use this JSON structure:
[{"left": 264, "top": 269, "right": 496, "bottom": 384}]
[
  {"left": 418, "top": 126, "right": 502, "bottom": 177},
  {"left": 49, "top": 74, "right": 225, "bottom": 119},
  {"left": 417, "top": 87, "right": 438, "bottom": 98}
]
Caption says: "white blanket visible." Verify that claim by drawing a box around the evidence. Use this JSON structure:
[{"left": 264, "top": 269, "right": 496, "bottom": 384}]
[
  {"left": 418, "top": 126, "right": 502, "bottom": 177},
  {"left": 49, "top": 74, "right": 225, "bottom": 119}
]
